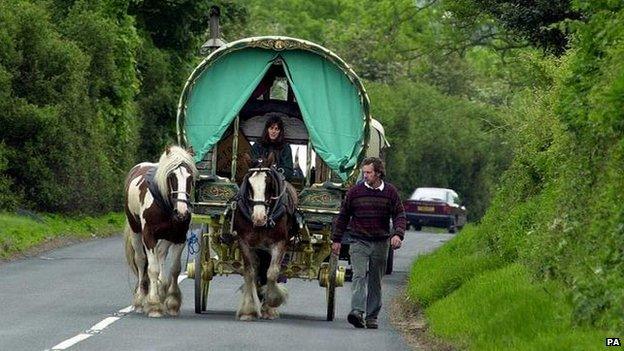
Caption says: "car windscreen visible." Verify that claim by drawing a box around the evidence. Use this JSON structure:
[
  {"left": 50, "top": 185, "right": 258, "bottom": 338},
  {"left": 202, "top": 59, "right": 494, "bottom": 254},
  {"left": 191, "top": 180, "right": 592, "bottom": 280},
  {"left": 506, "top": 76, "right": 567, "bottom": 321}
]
[{"left": 410, "top": 188, "right": 449, "bottom": 201}]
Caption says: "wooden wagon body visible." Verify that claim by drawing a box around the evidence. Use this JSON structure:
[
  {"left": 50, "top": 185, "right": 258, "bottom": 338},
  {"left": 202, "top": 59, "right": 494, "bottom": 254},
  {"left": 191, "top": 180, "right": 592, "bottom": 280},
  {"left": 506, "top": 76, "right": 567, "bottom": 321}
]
[{"left": 177, "top": 36, "right": 378, "bottom": 320}]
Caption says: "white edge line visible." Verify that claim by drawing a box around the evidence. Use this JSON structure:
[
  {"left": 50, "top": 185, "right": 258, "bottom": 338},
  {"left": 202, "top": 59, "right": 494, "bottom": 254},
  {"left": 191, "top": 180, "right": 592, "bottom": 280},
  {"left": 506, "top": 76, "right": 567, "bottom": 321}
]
[
  {"left": 118, "top": 305, "right": 134, "bottom": 314},
  {"left": 50, "top": 333, "right": 91, "bottom": 350},
  {"left": 89, "top": 317, "right": 120, "bottom": 332},
  {"left": 47, "top": 274, "right": 190, "bottom": 351}
]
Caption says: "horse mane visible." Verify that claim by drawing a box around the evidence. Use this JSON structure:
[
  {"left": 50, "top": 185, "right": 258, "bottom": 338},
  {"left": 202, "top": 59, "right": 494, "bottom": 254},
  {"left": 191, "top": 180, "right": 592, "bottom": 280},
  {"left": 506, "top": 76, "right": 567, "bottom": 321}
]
[{"left": 154, "top": 146, "right": 198, "bottom": 206}]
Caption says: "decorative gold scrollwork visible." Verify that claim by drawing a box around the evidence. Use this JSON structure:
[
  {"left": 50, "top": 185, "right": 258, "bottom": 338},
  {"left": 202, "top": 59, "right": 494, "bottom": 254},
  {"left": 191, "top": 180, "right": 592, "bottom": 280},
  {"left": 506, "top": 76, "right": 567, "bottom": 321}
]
[
  {"left": 249, "top": 38, "right": 311, "bottom": 51},
  {"left": 200, "top": 185, "right": 235, "bottom": 201}
]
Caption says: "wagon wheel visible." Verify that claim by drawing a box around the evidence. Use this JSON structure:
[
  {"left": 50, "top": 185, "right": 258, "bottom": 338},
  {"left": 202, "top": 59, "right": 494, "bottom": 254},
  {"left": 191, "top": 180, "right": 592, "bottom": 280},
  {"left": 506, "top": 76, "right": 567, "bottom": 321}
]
[
  {"left": 194, "top": 226, "right": 211, "bottom": 314},
  {"left": 326, "top": 253, "right": 338, "bottom": 321}
]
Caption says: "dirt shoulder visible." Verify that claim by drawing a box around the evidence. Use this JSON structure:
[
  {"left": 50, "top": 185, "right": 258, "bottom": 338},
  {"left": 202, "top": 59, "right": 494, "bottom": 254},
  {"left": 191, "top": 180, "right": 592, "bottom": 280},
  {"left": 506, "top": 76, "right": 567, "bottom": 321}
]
[{"left": 390, "top": 289, "right": 455, "bottom": 351}]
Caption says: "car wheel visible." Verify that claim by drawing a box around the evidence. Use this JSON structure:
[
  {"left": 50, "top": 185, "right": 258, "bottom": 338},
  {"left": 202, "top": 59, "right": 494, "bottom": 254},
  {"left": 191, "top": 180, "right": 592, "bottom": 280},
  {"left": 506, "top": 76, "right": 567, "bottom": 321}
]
[{"left": 448, "top": 218, "right": 457, "bottom": 233}]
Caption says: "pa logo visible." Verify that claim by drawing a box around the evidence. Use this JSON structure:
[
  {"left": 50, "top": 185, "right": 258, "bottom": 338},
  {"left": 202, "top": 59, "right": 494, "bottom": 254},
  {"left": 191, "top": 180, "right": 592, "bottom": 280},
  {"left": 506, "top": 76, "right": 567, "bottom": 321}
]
[{"left": 606, "top": 338, "right": 621, "bottom": 347}]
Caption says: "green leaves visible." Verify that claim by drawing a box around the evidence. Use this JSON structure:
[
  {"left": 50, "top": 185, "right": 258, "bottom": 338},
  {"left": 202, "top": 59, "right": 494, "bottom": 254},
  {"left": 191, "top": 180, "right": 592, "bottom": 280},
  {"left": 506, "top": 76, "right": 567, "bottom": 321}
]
[
  {"left": 368, "top": 79, "right": 511, "bottom": 220},
  {"left": 0, "top": 0, "right": 141, "bottom": 213}
]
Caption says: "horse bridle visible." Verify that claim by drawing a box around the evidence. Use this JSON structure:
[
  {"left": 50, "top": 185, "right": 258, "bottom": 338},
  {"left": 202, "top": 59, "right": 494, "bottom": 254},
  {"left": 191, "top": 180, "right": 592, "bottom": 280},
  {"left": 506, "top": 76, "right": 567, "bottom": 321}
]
[
  {"left": 168, "top": 166, "right": 193, "bottom": 209},
  {"left": 246, "top": 166, "right": 283, "bottom": 207},
  {"left": 239, "top": 166, "right": 287, "bottom": 227},
  {"left": 170, "top": 190, "right": 192, "bottom": 206}
]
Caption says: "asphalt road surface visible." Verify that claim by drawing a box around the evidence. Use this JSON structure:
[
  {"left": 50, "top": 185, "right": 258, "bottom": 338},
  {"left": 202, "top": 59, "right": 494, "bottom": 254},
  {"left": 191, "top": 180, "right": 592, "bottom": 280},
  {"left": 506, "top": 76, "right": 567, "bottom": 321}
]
[{"left": 0, "top": 230, "right": 454, "bottom": 351}]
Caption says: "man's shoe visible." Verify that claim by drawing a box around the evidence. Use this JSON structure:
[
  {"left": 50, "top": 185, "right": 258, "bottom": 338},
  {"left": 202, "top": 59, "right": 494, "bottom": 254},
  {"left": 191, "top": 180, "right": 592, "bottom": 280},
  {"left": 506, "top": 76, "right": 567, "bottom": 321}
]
[
  {"left": 365, "top": 319, "right": 378, "bottom": 329},
  {"left": 347, "top": 311, "right": 365, "bottom": 328}
]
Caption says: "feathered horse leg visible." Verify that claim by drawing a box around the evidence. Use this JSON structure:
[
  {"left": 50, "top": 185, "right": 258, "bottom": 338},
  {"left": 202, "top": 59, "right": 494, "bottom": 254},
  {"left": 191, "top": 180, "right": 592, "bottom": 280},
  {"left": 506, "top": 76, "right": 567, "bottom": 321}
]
[
  {"left": 237, "top": 242, "right": 261, "bottom": 321},
  {"left": 144, "top": 239, "right": 170, "bottom": 318},
  {"left": 261, "top": 241, "right": 288, "bottom": 319},
  {"left": 124, "top": 223, "right": 148, "bottom": 313},
  {"left": 165, "top": 243, "right": 185, "bottom": 316}
]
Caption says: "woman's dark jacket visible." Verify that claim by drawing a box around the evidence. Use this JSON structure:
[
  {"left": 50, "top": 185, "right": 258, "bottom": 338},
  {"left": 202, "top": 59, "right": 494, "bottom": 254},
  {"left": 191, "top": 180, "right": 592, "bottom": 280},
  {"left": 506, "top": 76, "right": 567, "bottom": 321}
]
[{"left": 251, "top": 142, "right": 294, "bottom": 180}]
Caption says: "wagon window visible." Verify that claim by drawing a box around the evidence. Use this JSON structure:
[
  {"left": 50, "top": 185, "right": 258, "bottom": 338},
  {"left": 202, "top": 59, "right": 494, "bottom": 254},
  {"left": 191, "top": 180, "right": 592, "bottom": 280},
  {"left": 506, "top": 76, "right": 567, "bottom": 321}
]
[{"left": 270, "top": 77, "right": 289, "bottom": 101}]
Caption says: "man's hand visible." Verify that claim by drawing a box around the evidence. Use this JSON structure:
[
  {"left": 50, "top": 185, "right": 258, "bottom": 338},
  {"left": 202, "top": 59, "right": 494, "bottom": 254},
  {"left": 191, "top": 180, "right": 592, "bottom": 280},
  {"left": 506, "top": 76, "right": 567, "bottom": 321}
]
[
  {"left": 331, "top": 242, "right": 341, "bottom": 255},
  {"left": 390, "top": 235, "right": 402, "bottom": 250}
]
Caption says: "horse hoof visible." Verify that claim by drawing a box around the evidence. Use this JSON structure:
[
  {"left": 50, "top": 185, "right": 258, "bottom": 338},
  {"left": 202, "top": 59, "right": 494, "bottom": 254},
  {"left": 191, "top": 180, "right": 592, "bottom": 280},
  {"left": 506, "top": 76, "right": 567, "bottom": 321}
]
[
  {"left": 261, "top": 308, "right": 279, "bottom": 320},
  {"left": 239, "top": 314, "right": 255, "bottom": 321},
  {"left": 165, "top": 296, "right": 181, "bottom": 316},
  {"left": 134, "top": 306, "right": 144, "bottom": 314},
  {"left": 148, "top": 310, "right": 163, "bottom": 318}
]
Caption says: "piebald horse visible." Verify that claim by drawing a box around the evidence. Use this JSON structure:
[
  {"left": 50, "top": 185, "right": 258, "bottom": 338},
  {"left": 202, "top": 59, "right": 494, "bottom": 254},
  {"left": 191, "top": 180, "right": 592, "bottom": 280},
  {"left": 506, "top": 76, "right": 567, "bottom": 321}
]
[
  {"left": 234, "top": 153, "right": 298, "bottom": 320},
  {"left": 123, "top": 146, "right": 197, "bottom": 317}
]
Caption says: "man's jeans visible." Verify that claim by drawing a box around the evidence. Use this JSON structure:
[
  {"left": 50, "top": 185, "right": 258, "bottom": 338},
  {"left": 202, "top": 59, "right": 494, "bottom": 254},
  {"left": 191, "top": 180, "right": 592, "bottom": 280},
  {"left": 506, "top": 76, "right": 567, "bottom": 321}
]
[{"left": 349, "top": 238, "right": 389, "bottom": 320}]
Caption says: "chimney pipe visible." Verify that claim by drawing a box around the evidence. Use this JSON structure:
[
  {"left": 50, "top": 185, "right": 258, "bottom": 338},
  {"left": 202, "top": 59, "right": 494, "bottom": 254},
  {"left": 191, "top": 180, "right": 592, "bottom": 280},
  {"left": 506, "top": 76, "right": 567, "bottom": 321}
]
[{"left": 200, "top": 6, "right": 226, "bottom": 55}]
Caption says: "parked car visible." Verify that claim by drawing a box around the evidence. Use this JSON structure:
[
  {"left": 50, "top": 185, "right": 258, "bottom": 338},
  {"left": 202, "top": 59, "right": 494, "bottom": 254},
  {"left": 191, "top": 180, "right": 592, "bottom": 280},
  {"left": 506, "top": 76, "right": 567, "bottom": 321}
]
[{"left": 403, "top": 187, "right": 467, "bottom": 233}]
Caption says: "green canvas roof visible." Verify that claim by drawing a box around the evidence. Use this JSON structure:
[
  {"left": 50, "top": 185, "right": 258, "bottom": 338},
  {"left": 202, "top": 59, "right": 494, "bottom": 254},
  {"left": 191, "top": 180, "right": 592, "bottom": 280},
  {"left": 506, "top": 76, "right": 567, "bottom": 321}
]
[{"left": 176, "top": 36, "right": 371, "bottom": 181}]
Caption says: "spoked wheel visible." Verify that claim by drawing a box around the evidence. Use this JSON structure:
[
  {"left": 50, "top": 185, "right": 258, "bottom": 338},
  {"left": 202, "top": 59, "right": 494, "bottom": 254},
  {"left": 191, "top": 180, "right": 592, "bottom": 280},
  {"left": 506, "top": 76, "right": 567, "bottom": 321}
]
[
  {"left": 326, "top": 253, "right": 338, "bottom": 321},
  {"left": 194, "top": 229, "right": 211, "bottom": 314}
]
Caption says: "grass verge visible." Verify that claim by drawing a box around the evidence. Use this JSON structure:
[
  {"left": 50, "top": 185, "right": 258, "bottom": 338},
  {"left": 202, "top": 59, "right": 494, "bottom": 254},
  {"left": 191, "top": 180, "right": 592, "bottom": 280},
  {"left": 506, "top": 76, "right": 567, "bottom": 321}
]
[
  {"left": 407, "top": 226, "right": 504, "bottom": 307},
  {"left": 0, "top": 212, "right": 124, "bottom": 260},
  {"left": 426, "top": 263, "right": 604, "bottom": 350}
]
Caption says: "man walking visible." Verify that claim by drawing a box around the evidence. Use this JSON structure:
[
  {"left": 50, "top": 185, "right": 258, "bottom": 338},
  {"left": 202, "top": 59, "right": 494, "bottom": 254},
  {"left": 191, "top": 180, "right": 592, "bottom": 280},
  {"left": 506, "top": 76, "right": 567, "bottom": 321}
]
[{"left": 331, "top": 157, "right": 406, "bottom": 329}]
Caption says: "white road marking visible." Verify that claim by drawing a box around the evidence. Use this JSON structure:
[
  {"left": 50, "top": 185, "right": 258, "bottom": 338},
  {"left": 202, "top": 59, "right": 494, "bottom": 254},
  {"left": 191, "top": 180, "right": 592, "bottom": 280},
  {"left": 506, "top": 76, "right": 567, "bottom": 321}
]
[
  {"left": 49, "top": 334, "right": 91, "bottom": 350},
  {"left": 88, "top": 317, "right": 120, "bottom": 333},
  {"left": 118, "top": 305, "right": 134, "bottom": 314},
  {"left": 46, "top": 273, "right": 188, "bottom": 350}
]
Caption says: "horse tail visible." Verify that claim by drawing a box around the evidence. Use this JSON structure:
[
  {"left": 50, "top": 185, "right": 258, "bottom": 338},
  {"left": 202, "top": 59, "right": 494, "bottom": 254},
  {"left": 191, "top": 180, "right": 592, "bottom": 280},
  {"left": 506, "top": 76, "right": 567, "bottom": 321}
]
[{"left": 124, "top": 222, "right": 139, "bottom": 277}]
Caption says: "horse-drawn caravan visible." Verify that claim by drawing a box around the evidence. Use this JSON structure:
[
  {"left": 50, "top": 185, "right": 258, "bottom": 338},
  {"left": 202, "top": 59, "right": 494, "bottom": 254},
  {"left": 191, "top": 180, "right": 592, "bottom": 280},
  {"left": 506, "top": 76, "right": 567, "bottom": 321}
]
[{"left": 175, "top": 36, "right": 376, "bottom": 321}]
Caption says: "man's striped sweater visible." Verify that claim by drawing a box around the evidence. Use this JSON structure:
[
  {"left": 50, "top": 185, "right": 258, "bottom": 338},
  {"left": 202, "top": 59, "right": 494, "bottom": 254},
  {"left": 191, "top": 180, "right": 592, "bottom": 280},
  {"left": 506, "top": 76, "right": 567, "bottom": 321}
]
[{"left": 332, "top": 181, "right": 406, "bottom": 243}]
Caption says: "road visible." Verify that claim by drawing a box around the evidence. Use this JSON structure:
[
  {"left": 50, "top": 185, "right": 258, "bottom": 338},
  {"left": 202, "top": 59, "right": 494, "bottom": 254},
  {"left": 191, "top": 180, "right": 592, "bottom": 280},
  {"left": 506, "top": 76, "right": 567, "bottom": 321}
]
[{"left": 0, "top": 230, "right": 454, "bottom": 351}]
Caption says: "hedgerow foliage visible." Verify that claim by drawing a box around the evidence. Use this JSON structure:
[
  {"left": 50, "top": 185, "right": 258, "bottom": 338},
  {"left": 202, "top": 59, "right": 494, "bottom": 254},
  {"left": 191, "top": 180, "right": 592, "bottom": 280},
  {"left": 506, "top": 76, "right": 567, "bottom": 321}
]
[
  {"left": 491, "top": 2, "right": 624, "bottom": 330},
  {"left": 367, "top": 80, "right": 511, "bottom": 220},
  {"left": 0, "top": 0, "right": 140, "bottom": 213},
  {"left": 0, "top": 0, "right": 222, "bottom": 214},
  {"left": 414, "top": 1, "right": 624, "bottom": 333},
  {"left": 0, "top": 0, "right": 513, "bottom": 222}
]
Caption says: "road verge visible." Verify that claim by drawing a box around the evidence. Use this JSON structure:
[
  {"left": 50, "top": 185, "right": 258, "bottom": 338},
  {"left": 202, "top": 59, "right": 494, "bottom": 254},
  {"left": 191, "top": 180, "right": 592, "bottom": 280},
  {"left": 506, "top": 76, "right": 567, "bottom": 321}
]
[{"left": 0, "top": 212, "right": 124, "bottom": 261}]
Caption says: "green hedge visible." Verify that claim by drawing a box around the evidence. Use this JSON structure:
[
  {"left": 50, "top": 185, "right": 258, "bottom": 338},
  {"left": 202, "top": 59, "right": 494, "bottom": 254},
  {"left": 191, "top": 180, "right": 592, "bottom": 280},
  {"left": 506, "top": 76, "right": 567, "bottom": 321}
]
[
  {"left": 368, "top": 80, "right": 511, "bottom": 220},
  {"left": 408, "top": 2, "right": 624, "bottom": 339}
]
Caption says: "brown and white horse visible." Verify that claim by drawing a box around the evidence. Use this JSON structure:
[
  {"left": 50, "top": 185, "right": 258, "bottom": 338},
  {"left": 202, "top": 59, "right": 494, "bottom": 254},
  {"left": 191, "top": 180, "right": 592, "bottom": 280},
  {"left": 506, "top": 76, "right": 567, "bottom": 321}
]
[
  {"left": 234, "top": 153, "right": 298, "bottom": 320},
  {"left": 123, "top": 146, "right": 197, "bottom": 317}
]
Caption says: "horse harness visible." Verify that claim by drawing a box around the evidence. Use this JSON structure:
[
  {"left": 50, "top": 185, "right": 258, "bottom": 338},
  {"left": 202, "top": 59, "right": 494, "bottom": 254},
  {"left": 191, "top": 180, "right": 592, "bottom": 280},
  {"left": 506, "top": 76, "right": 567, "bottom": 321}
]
[{"left": 236, "top": 166, "right": 289, "bottom": 228}]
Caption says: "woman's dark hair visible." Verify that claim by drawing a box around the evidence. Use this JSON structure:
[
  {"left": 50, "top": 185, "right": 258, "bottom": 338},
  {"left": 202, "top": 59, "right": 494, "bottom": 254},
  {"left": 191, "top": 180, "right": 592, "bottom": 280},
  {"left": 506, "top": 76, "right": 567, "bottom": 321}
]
[
  {"left": 260, "top": 113, "right": 286, "bottom": 147},
  {"left": 361, "top": 157, "right": 385, "bottom": 179}
]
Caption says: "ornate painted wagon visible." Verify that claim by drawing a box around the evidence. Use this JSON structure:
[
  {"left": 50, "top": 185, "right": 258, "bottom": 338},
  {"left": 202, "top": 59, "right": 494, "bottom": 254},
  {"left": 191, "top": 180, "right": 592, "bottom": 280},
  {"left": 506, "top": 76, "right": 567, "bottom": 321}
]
[{"left": 177, "top": 36, "right": 375, "bottom": 321}]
